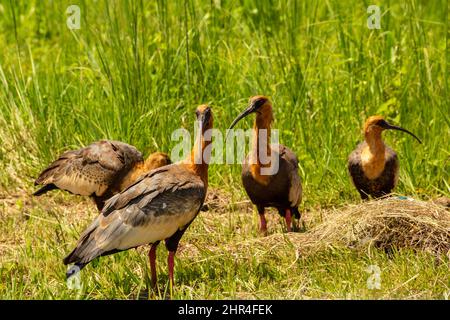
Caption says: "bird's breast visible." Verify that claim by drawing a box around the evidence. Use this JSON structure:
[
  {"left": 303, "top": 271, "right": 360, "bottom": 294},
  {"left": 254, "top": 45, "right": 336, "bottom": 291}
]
[{"left": 360, "top": 147, "right": 386, "bottom": 180}]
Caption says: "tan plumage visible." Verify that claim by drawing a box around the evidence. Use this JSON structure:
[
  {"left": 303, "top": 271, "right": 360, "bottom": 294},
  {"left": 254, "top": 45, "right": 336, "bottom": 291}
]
[
  {"left": 33, "top": 140, "right": 171, "bottom": 210},
  {"left": 348, "top": 116, "right": 421, "bottom": 199},
  {"left": 64, "top": 105, "right": 213, "bottom": 288}
]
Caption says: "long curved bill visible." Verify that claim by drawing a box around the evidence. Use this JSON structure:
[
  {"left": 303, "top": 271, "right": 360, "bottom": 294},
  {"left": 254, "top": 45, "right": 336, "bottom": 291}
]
[
  {"left": 226, "top": 105, "right": 255, "bottom": 140},
  {"left": 228, "top": 106, "right": 254, "bottom": 131},
  {"left": 384, "top": 124, "right": 422, "bottom": 144}
]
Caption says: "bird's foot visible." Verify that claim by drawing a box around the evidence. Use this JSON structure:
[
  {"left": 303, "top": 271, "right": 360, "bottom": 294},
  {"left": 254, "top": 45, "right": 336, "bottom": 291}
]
[{"left": 259, "top": 226, "right": 268, "bottom": 236}]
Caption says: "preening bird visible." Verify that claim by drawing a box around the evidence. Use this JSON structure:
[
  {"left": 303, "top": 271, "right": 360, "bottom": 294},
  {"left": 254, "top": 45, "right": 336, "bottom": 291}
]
[
  {"left": 64, "top": 105, "right": 213, "bottom": 288},
  {"left": 348, "top": 116, "right": 422, "bottom": 199},
  {"left": 228, "top": 96, "right": 302, "bottom": 234},
  {"left": 33, "top": 140, "right": 171, "bottom": 210}
]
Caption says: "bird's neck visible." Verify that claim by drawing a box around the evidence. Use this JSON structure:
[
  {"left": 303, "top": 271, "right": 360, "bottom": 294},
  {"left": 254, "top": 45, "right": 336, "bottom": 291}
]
[
  {"left": 186, "top": 134, "right": 211, "bottom": 188},
  {"left": 365, "top": 129, "right": 386, "bottom": 154},
  {"left": 120, "top": 155, "right": 169, "bottom": 191},
  {"left": 119, "top": 161, "right": 146, "bottom": 191},
  {"left": 143, "top": 156, "right": 157, "bottom": 172},
  {"left": 362, "top": 130, "right": 386, "bottom": 179},
  {"left": 250, "top": 113, "right": 272, "bottom": 186}
]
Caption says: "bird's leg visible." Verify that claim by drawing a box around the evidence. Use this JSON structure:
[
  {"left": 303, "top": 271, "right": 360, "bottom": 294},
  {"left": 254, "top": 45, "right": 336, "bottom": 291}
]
[
  {"left": 148, "top": 241, "right": 159, "bottom": 288},
  {"left": 285, "top": 209, "right": 292, "bottom": 232},
  {"left": 292, "top": 216, "right": 299, "bottom": 232},
  {"left": 168, "top": 251, "right": 176, "bottom": 296},
  {"left": 164, "top": 230, "right": 187, "bottom": 296},
  {"left": 258, "top": 207, "right": 267, "bottom": 235}
]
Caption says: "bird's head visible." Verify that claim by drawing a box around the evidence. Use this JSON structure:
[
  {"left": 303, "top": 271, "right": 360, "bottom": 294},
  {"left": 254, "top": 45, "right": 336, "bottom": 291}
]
[
  {"left": 228, "top": 95, "right": 273, "bottom": 130},
  {"left": 196, "top": 104, "right": 213, "bottom": 133},
  {"left": 364, "top": 115, "right": 422, "bottom": 143},
  {"left": 145, "top": 152, "right": 171, "bottom": 170}
]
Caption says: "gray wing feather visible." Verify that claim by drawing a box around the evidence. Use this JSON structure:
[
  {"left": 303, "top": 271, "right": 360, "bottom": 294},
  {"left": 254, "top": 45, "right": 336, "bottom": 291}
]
[
  {"left": 280, "top": 145, "right": 302, "bottom": 207},
  {"left": 64, "top": 165, "right": 205, "bottom": 265},
  {"left": 35, "top": 140, "right": 143, "bottom": 196}
]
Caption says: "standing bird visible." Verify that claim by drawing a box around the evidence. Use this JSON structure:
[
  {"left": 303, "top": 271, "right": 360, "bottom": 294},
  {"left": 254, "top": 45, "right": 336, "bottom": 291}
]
[
  {"left": 348, "top": 116, "right": 422, "bottom": 199},
  {"left": 64, "top": 105, "right": 213, "bottom": 289},
  {"left": 228, "top": 96, "right": 302, "bottom": 234},
  {"left": 33, "top": 141, "right": 171, "bottom": 210}
]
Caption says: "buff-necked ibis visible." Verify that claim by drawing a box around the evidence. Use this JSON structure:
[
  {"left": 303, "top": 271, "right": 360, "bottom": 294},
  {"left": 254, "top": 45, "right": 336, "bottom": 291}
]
[
  {"left": 228, "top": 96, "right": 302, "bottom": 234},
  {"left": 33, "top": 141, "right": 171, "bottom": 210},
  {"left": 348, "top": 115, "right": 422, "bottom": 199},
  {"left": 64, "top": 105, "right": 213, "bottom": 289}
]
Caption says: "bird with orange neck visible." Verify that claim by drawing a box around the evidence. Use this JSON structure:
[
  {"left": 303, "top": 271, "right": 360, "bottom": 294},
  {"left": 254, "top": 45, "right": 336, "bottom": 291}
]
[
  {"left": 228, "top": 96, "right": 302, "bottom": 234},
  {"left": 34, "top": 141, "right": 171, "bottom": 211},
  {"left": 64, "top": 105, "right": 213, "bottom": 289},
  {"left": 348, "top": 116, "right": 421, "bottom": 199}
]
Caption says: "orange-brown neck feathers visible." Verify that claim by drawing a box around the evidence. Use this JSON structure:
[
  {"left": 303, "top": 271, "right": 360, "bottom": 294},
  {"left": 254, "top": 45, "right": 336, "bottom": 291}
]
[
  {"left": 188, "top": 142, "right": 210, "bottom": 187},
  {"left": 254, "top": 103, "right": 273, "bottom": 129},
  {"left": 251, "top": 101, "right": 273, "bottom": 186},
  {"left": 363, "top": 115, "right": 386, "bottom": 151},
  {"left": 362, "top": 116, "right": 386, "bottom": 179},
  {"left": 185, "top": 105, "right": 213, "bottom": 186},
  {"left": 143, "top": 152, "right": 171, "bottom": 171},
  {"left": 361, "top": 145, "right": 386, "bottom": 179},
  {"left": 119, "top": 152, "right": 171, "bottom": 191}
]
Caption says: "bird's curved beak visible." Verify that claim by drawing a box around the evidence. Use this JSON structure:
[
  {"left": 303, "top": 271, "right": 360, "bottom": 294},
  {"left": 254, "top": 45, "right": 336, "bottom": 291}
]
[
  {"left": 228, "top": 103, "right": 256, "bottom": 131},
  {"left": 381, "top": 122, "right": 422, "bottom": 144}
]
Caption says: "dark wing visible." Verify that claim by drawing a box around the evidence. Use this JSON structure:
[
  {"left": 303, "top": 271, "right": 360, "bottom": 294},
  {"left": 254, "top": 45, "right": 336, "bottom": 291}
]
[
  {"left": 380, "top": 147, "right": 399, "bottom": 193},
  {"left": 34, "top": 140, "right": 143, "bottom": 197},
  {"left": 279, "top": 145, "right": 302, "bottom": 207},
  {"left": 348, "top": 143, "right": 400, "bottom": 198},
  {"left": 63, "top": 164, "right": 205, "bottom": 265},
  {"left": 347, "top": 142, "right": 369, "bottom": 198}
]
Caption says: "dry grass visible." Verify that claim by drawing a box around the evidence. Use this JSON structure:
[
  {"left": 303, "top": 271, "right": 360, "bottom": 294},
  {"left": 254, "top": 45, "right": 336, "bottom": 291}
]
[
  {"left": 220, "top": 196, "right": 450, "bottom": 260},
  {"left": 1, "top": 188, "right": 449, "bottom": 299}
]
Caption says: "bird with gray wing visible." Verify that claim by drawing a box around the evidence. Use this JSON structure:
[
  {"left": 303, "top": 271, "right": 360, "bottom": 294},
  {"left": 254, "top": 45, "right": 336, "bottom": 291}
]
[
  {"left": 228, "top": 96, "right": 302, "bottom": 234},
  {"left": 33, "top": 140, "right": 171, "bottom": 210},
  {"left": 64, "top": 105, "right": 213, "bottom": 289},
  {"left": 348, "top": 116, "right": 421, "bottom": 199}
]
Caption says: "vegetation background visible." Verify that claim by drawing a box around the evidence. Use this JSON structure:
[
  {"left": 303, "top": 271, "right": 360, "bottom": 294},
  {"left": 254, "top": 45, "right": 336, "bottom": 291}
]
[{"left": 0, "top": 0, "right": 448, "bottom": 299}]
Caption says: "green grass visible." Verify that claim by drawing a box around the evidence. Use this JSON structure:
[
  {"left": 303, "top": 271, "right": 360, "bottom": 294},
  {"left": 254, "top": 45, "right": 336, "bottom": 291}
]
[
  {"left": 0, "top": 0, "right": 448, "bottom": 299},
  {"left": 1, "top": 194, "right": 449, "bottom": 299}
]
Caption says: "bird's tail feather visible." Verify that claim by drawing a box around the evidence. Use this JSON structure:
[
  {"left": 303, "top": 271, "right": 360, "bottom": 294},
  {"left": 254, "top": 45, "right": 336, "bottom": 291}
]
[
  {"left": 66, "top": 262, "right": 87, "bottom": 279},
  {"left": 33, "top": 184, "right": 58, "bottom": 196},
  {"left": 63, "top": 217, "right": 102, "bottom": 268}
]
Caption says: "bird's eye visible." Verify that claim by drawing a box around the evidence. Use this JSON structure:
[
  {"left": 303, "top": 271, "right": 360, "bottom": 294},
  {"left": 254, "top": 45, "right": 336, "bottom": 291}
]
[{"left": 253, "top": 99, "right": 266, "bottom": 109}]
